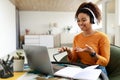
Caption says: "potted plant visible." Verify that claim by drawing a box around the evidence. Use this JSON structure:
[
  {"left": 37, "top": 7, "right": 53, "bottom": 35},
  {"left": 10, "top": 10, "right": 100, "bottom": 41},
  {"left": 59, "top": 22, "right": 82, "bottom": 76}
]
[
  {"left": 67, "top": 26, "right": 72, "bottom": 31},
  {"left": 14, "top": 52, "right": 24, "bottom": 60},
  {"left": 13, "top": 51, "right": 25, "bottom": 71},
  {"left": 25, "top": 29, "right": 30, "bottom": 35}
]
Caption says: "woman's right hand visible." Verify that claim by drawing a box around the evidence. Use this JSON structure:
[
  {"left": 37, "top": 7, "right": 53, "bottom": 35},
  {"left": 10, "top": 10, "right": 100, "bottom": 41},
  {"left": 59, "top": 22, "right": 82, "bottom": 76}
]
[{"left": 58, "top": 46, "right": 71, "bottom": 54}]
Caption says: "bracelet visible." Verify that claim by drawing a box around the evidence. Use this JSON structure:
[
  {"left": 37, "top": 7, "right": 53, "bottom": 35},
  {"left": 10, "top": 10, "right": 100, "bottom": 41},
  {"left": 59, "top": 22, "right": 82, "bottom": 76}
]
[{"left": 90, "top": 52, "right": 96, "bottom": 57}]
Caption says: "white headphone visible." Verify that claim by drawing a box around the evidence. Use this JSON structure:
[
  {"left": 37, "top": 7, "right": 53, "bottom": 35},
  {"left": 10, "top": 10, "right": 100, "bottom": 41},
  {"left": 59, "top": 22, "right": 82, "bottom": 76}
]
[{"left": 83, "top": 8, "right": 98, "bottom": 24}]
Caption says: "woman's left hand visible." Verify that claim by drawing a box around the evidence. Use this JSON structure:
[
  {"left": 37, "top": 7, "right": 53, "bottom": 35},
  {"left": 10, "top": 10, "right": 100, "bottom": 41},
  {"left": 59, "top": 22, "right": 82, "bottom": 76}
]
[
  {"left": 74, "top": 44, "right": 95, "bottom": 53},
  {"left": 74, "top": 47, "right": 86, "bottom": 52},
  {"left": 84, "top": 44, "right": 95, "bottom": 53}
]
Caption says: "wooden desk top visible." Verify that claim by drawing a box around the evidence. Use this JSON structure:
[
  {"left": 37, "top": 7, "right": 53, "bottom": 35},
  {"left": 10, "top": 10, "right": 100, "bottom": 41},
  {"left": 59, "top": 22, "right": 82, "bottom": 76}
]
[{"left": 0, "top": 72, "right": 26, "bottom": 80}]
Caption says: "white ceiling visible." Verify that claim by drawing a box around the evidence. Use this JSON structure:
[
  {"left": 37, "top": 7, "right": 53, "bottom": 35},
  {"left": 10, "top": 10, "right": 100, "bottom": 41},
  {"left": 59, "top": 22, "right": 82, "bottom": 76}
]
[{"left": 10, "top": 0, "right": 101, "bottom": 11}]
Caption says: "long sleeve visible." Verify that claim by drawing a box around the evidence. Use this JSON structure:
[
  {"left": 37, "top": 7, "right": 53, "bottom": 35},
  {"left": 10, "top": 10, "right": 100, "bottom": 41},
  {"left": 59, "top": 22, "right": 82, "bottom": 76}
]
[
  {"left": 67, "top": 31, "right": 110, "bottom": 66},
  {"left": 67, "top": 39, "right": 78, "bottom": 62},
  {"left": 96, "top": 34, "right": 110, "bottom": 66}
]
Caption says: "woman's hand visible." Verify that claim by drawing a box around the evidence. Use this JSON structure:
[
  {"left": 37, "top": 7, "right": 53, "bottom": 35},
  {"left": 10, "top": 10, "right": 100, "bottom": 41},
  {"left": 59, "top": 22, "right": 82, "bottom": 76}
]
[
  {"left": 74, "top": 44, "right": 95, "bottom": 53},
  {"left": 85, "top": 44, "right": 95, "bottom": 53},
  {"left": 74, "top": 47, "right": 86, "bottom": 52},
  {"left": 58, "top": 46, "right": 71, "bottom": 54}
]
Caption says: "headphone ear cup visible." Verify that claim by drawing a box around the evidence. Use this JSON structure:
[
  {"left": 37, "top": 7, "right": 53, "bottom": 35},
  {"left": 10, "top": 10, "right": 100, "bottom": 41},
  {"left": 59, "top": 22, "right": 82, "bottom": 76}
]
[{"left": 90, "top": 18, "right": 95, "bottom": 24}]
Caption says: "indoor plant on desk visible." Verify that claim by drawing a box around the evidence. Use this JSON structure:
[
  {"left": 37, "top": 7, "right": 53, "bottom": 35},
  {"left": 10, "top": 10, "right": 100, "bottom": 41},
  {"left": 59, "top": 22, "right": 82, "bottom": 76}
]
[{"left": 13, "top": 52, "right": 25, "bottom": 71}]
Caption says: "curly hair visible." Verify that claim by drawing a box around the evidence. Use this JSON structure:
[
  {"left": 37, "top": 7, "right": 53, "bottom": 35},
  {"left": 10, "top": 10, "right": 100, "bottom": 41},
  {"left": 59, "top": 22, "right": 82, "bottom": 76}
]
[{"left": 75, "top": 2, "right": 101, "bottom": 23}]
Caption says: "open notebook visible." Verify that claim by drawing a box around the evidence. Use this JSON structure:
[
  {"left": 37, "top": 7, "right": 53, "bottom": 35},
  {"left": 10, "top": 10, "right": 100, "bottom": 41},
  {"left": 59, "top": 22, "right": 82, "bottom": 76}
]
[{"left": 54, "top": 65, "right": 101, "bottom": 80}]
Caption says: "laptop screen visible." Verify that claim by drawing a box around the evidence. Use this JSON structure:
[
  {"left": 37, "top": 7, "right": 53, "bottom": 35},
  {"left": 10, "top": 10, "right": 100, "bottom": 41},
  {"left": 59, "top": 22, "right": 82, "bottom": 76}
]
[{"left": 23, "top": 45, "right": 54, "bottom": 75}]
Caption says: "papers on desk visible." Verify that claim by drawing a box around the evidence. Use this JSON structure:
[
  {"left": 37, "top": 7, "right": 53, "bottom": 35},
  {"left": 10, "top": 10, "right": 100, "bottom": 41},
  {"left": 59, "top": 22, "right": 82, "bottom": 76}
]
[
  {"left": 17, "top": 72, "right": 39, "bottom": 80},
  {"left": 54, "top": 65, "right": 101, "bottom": 80}
]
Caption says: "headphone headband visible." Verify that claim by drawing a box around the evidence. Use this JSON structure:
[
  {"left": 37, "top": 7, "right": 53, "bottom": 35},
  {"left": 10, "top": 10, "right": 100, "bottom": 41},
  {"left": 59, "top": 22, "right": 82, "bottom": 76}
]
[{"left": 83, "top": 8, "right": 98, "bottom": 24}]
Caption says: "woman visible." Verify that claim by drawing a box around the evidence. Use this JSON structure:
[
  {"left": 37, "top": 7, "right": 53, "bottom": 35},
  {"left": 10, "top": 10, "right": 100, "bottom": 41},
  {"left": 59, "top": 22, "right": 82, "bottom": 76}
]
[{"left": 58, "top": 2, "right": 110, "bottom": 75}]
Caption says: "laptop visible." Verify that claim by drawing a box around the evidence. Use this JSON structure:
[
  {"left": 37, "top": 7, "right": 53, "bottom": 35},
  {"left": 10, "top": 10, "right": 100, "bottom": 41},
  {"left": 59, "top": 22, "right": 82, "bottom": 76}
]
[{"left": 23, "top": 45, "right": 64, "bottom": 75}]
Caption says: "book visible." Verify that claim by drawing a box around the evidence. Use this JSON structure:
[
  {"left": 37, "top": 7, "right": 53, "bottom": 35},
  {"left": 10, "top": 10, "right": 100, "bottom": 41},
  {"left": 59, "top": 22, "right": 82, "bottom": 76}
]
[{"left": 54, "top": 65, "right": 101, "bottom": 80}]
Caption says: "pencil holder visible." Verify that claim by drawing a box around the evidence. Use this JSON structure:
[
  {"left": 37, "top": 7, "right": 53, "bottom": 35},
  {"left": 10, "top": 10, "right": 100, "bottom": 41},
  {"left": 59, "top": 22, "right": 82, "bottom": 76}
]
[{"left": 0, "top": 59, "right": 14, "bottom": 78}]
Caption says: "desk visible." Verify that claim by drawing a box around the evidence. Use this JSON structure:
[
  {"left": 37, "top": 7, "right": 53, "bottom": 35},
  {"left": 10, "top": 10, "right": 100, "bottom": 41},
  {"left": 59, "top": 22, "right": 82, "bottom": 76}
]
[
  {"left": 0, "top": 72, "right": 26, "bottom": 80},
  {"left": 14, "top": 71, "right": 69, "bottom": 80},
  {"left": 0, "top": 71, "right": 102, "bottom": 80}
]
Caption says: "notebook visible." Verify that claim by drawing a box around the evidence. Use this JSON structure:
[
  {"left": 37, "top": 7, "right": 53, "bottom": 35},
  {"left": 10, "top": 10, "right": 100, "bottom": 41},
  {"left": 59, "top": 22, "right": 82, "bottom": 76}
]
[{"left": 23, "top": 45, "right": 64, "bottom": 75}]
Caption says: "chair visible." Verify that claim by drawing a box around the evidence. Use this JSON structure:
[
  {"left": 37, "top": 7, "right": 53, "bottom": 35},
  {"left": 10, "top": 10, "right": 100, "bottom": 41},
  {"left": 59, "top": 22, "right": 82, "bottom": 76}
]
[{"left": 106, "top": 45, "right": 120, "bottom": 80}]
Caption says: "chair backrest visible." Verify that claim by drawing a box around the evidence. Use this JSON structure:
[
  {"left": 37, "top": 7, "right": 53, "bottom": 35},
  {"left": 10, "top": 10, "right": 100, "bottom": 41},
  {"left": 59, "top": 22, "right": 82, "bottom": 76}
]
[{"left": 106, "top": 45, "right": 120, "bottom": 77}]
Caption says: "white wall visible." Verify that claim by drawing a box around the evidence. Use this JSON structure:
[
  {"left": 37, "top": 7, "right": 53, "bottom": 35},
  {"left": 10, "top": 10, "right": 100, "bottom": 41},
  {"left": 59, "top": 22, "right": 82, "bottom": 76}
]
[
  {"left": 115, "top": 27, "right": 120, "bottom": 46},
  {"left": 107, "top": 13, "right": 116, "bottom": 44},
  {"left": 19, "top": 11, "right": 79, "bottom": 35},
  {"left": 0, "top": 0, "right": 16, "bottom": 58},
  {"left": 115, "top": 0, "right": 120, "bottom": 46},
  {"left": 116, "top": 0, "right": 120, "bottom": 25}
]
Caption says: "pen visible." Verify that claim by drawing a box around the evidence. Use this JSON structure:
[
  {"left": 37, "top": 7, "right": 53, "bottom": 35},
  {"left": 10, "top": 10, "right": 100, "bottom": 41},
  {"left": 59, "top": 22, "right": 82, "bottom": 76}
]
[
  {"left": 6, "top": 55, "right": 10, "bottom": 63},
  {"left": 8, "top": 56, "right": 14, "bottom": 66},
  {"left": 9, "top": 56, "right": 14, "bottom": 63}
]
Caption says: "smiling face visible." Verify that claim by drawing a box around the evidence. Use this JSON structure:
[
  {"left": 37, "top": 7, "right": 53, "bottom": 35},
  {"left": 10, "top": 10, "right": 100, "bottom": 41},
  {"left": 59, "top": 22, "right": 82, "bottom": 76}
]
[{"left": 77, "top": 13, "right": 92, "bottom": 32}]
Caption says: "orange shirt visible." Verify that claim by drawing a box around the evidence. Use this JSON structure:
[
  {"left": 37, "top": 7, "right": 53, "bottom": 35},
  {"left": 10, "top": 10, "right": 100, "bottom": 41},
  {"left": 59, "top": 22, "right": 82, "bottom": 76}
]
[{"left": 68, "top": 31, "right": 110, "bottom": 66}]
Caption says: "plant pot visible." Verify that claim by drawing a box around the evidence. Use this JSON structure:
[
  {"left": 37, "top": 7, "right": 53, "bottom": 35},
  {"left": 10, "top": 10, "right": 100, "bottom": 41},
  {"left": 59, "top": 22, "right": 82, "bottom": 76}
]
[{"left": 13, "top": 59, "right": 24, "bottom": 71}]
